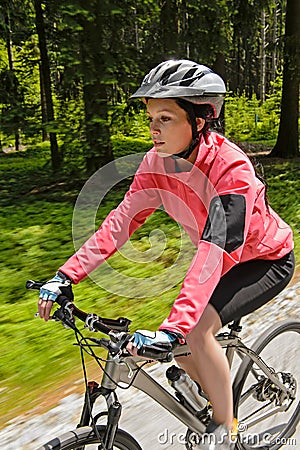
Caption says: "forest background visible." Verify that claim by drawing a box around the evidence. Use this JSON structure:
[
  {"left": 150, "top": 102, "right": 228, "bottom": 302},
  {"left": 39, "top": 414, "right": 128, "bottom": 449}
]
[{"left": 0, "top": 0, "right": 299, "bottom": 426}]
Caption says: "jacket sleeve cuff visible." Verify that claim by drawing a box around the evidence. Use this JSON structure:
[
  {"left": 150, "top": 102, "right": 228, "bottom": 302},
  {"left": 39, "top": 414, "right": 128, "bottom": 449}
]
[
  {"left": 57, "top": 269, "right": 75, "bottom": 284},
  {"left": 159, "top": 328, "right": 186, "bottom": 345}
]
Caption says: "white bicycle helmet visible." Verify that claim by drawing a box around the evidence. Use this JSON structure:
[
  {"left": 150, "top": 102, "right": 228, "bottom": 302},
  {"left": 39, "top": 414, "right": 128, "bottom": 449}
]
[{"left": 131, "top": 59, "right": 226, "bottom": 118}]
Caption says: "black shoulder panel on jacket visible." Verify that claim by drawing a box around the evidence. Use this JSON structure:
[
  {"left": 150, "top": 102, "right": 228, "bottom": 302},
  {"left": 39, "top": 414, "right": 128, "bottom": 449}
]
[{"left": 201, "top": 194, "right": 246, "bottom": 253}]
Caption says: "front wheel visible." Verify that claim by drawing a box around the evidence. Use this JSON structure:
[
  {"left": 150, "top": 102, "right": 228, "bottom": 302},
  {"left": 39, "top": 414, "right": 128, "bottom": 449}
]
[
  {"left": 37, "top": 425, "right": 142, "bottom": 450},
  {"left": 233, "top": 320, "right": 300, "bottom": 450}
]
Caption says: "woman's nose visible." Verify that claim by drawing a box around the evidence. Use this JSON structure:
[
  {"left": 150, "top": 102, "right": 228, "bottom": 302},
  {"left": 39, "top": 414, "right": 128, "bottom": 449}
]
[{"left": 150, "top": 120, "right": 160, "bottom": 135}]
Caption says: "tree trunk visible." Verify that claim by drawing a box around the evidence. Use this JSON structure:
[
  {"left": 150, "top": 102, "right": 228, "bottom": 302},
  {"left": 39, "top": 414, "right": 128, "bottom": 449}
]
[
  {"left": 271, "top": 0, "right": 300, "bottom": 158},
  {"left": 5, "top": 11, "right": 20, "bottom": 151},
  {"left": 82, "top": 82, "right": 115, "bottom": 176},
  {"left": 39, "top": 62, "right": 49, "bottom": 142},
  {"left": 5, "top": 11, "right": 14, "bottom": 71},
  {"left": 213, "top": 53, "right": 226, "bottom": 81},
  {"left": 34, "top": 0, "right": 61, "bottom": 170},
  {"left": 160, "top": 0, "right": 179, "bottom": 56},
  {"left": 260, "top": 10, "right": 266, "bottom": 102},
  {"left": 78, "top": 0, "right": 116, "bottom": 176},
  {"left": 271, "top": 1, "right": 278, "bottom": 85}
]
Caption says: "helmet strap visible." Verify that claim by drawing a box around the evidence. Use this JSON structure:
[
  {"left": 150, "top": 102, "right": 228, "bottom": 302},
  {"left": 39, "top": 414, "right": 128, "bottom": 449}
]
[
  {"left": 175, "top": 99, "right": 198, "bottom": 139},
  {"left": 173, "top": 98, "right": 201, "bottom": 159},
  {"left": 171, "top": 133, "right": 200, "bottom": 160}
]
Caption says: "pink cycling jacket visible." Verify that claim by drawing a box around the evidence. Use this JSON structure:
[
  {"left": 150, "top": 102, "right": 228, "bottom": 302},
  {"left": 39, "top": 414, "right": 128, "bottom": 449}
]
[{"left": 60, "top": 132, "right": 293, "bottom": 338}]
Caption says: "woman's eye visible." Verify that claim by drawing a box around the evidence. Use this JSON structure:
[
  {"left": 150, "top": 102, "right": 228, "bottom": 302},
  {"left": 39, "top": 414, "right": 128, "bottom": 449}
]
[{"left": 147, "top": 115, "right": 171, "bottom": 123}]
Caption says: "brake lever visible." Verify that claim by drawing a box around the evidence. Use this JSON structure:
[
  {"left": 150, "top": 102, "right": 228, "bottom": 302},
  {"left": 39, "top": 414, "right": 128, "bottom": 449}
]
[{"left": 52, "top": 306, "right": 76, "bottom": 329}]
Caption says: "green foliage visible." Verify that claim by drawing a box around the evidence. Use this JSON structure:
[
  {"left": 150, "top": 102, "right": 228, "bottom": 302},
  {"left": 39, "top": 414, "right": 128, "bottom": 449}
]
[
  {"left": 54, "top": 97, "right": 86, "bottom": 171},
  {"left": 224, "top": 81, "right": 282, "bottom": 142},
  {"left": 265, "top": 160, "right": 300, "bottom": 236},
  {"left": 112, "top": 135, "right": 152, "bottom": 157},
  {"left": 109, "top": 102, "right": 150, "bottom": 139}
]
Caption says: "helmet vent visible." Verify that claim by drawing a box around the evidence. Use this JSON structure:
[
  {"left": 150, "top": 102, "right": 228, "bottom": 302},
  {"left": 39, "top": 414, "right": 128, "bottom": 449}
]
[
  {"left": 160, "top": 63, "right": 182, "bottom": 85},
  {"left": 178, "top": 67, "right": 198, "bottom": 86},
  {"left": 179, "top": 69, "right": 211, "bottom": 87}
]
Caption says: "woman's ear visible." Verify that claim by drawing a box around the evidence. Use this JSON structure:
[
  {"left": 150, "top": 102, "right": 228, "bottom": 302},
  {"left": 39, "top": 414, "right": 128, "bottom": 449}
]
[{"left": 196, "top": 117, "right": 205, "bottom": 132}]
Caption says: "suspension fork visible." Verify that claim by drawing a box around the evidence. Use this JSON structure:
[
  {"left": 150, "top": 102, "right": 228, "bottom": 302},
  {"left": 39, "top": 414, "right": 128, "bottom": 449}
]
[
  {"left": 102, "top": 397, "right": 122, "bottom": 450},
  {"left": 77, "top": 380, "right": 103, "bottom": 427},
  {"left": 77, "top": 381, "right": 122, "bottom": 450}
]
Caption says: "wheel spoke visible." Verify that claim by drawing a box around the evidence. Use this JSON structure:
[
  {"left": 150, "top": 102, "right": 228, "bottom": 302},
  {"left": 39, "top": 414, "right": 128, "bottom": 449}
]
[
  {"left": 241, "top": 402, "right": 286, "bottom": 428},
  {"left": 239, "top": 382, "right": 263, "bottom": 406}
]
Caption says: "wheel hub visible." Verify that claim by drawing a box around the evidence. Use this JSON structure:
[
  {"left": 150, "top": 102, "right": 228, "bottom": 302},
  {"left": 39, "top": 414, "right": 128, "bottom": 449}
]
[{"left": 253, "top": 372, "right": 296, "bottom": 407}]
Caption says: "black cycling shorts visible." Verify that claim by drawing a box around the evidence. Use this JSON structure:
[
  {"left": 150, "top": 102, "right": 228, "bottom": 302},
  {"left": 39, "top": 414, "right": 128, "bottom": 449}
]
[{"left": 209, "top": 250, "right": 295, "bottom": 326}]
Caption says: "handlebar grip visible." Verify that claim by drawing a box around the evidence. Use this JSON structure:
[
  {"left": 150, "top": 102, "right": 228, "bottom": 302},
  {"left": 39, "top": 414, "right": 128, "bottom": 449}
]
[
  {"left": 26, "top": 280, "right": 46, "bottom": 290},
  {"left": 26, "top": 281, "right": 72, "bottom": 307}
]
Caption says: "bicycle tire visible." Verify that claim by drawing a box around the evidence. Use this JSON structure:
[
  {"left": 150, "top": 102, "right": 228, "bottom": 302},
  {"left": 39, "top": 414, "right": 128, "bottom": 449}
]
[
  {"left": 37, "top": 425, "right": 142, "bottom": 450},
  {"left": 233, "top": 320, "right": 300, "bottom": 450}
]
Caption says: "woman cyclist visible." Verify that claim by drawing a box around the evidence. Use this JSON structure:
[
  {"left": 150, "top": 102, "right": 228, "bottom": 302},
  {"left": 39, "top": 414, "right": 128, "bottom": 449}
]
[{"left": 38, "top": 60, "right": 295, "bottom": 450}]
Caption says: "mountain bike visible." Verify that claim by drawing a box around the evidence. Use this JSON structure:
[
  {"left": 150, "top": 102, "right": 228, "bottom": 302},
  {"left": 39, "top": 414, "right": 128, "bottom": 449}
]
[{"left": 26, "top": 280, "right": 300, "bottom": 450}]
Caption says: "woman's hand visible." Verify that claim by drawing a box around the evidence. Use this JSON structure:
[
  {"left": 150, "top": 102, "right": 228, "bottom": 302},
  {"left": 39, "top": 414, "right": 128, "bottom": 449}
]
[
  {"left": 38, "top": 272, "right": 73, "bottom": 321},
  {"left": 126, "top": 329, "right": 177, "bottom": 355}
]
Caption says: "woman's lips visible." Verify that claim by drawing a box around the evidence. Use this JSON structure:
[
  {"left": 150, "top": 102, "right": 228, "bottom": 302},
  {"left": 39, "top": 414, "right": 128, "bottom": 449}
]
[{"left": 154, "top": 141, "right": 164, "bottom": 147}]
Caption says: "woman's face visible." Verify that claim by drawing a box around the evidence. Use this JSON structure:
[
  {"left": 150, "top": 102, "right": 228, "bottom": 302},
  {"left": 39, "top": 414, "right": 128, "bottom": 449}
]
[{"left": 146, "top": 98, "right": 194, "bottom": 157}]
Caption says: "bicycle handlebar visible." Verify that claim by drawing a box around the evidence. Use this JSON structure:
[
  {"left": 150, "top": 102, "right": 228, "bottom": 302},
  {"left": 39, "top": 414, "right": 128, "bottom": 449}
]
[
  {"left": 26, "top": 280, "right": 175, "bottom": 362},
  {"left": 26, "top": 280, "right": 131, "bottom": 333}
]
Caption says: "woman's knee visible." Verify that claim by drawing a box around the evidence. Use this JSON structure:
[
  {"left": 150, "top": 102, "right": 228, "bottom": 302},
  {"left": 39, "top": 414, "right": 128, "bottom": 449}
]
[{"left": 186, "top": 326, "right": 212, "bottom": 350}]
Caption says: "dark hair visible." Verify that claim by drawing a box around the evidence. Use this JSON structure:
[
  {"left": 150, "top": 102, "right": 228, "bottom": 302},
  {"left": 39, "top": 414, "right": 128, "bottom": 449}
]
[{"left": 175, "top": 99, "right": 222, "bottom": 137}]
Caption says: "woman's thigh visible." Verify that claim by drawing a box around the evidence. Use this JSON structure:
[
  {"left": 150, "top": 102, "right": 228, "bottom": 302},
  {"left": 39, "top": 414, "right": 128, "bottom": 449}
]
[
  {"left": 187, "top": 304, "right": 222, "bottom": 345},
  {"left": 175, "top": 304, "right": 222, "bottom": 376},
  {"left": 209, "top": 251, "right": 295, "bottom": 326}
]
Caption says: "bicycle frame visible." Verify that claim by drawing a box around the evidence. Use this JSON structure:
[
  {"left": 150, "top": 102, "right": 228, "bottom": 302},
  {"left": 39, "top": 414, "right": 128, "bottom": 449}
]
[
  {"left": 101, "top": 352, "right": 206, "bottom": 435},
  {"left": 80, "top": 321, "right": 291, "bottom": 442}
]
